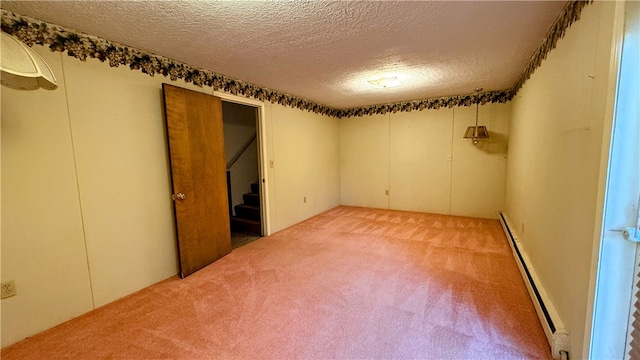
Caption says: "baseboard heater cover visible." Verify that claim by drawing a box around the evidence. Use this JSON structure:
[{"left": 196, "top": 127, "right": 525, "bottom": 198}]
[{"left": 499, "top": 212, "right": 570, "bottom": 360}]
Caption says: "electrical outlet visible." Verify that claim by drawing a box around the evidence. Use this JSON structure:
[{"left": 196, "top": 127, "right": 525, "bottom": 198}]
[
  {"left": 303, "top": 196, "right": 307, "bottom": 203},
  {"left": 521, "top": 223, "right": 525, "bottom": 234},
  {"left": 1, "top": 280, "right": 17, "bottom": 299}
]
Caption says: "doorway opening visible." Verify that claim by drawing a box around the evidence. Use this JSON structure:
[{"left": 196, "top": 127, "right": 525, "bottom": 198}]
[{"left": 221, "top": 100, "right": 264, "bottom": 249}]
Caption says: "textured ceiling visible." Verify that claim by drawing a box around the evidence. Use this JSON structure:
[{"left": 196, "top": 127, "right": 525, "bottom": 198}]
[{"left": 0, "top": 1, "right": 566, "bottom": 109}]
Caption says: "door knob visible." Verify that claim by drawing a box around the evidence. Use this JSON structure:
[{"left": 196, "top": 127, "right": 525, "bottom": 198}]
[{"left": 172, "top": 192, "right": 186, "bottom": 201}]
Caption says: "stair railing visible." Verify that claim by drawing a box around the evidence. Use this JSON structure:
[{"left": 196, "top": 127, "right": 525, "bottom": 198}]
[
  {"left": 226, "top": 134, "right": 256, "bottom": 170},
  {"left": 226, "top": 134, "right": 257, "bottom": 220}
]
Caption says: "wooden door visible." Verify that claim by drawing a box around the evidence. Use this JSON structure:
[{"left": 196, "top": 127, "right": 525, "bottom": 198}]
[{"left": 162, "top": 84, "right": 231, "bottom": 278}]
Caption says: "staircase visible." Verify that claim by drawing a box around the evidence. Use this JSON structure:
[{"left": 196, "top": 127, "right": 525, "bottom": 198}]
[{"left": 230, "top": 182, "right": 261, "bottom": 235}]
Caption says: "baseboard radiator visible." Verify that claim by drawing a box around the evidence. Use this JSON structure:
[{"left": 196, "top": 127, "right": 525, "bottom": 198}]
[{"left": 499, "top": 213, "right": 570, "bottom": 360}]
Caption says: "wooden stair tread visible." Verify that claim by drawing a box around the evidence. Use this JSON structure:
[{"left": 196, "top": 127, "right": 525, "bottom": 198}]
[
  {"left": 235, "top": 204, "right": 259, "bottom": 210},
  {"left": 242, "top": 193, "right": 260, "bottom": 207},
  {"left": 234, "top": 204, "right": 260, "bottom": 221},
  {"left": 230, "top": 182, "right": 261, "bottom": 235}
]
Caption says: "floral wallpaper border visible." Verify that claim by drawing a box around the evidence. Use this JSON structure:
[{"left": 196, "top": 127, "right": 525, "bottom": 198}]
[
  {"left": 510, "top": 0, "right": 593, "bottom": 97},
  {"left": 0, "top": 9, "right": 343, "bottom": 118},
  {"left": 1, "top": 1, "right": 591, "bottom": 119},
  {"left": 338, "top": 90, "right": 513, "bottom": 117}
]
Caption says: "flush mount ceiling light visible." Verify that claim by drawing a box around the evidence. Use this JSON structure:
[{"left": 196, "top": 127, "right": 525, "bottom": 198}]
[
  {"left": 367, "top": 76, "right": 401, "bottom": 89},
  {"left": 463, "top": 87, "right": 489, "bottom": 146},
  {"left": 0, "top": 31, "right": 58, "bottom": 90}
]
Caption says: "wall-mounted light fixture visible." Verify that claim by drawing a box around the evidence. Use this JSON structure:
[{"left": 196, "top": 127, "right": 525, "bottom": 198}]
[
  {"left": 1, "top": 31, "right": 58, "bottom": 90},
  {"left": 463, "top": 87, "right": 489, "bottom": 145}
]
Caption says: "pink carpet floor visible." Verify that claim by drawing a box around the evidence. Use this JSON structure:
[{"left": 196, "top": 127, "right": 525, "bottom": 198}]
[{"left": 2, "top": 206, "right": 551, "bottom": 359}]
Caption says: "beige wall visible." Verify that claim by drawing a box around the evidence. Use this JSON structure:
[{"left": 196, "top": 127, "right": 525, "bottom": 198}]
[
  {"left": 340, "top": 114, "right": 390, "bottom": 209},
  {"left": 1, "top": 48, "right": 95, "bottom": 347},
  {"left": 267, "top": 104, "right": 341, "bottom": 233},
  {"left": 503, "top": 2, "right": 618, "bottom": 358},
  {"left": 62, "top": 53, "right": 186, "bottom": 308},
  {"left": 340, "top": 103, "right": 509, "bottom": 219},
  {"left": 1, "top": 46, "right": 340, "bottom": 346}
]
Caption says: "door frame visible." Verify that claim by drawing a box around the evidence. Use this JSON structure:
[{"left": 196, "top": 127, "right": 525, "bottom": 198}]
[
  {"left": 583, "top": 0, "right": 630, "bottom": 357},
  {"left": 213, "top": 91, "right": 271, "bottom": 236}
]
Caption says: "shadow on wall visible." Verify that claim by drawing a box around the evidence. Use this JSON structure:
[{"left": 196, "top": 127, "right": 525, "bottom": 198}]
[{"left": 475, "top": 131, "right": 508, "bottom": 155}]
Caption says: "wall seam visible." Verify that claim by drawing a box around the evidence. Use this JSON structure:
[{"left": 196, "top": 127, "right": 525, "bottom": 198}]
[
  {"left": 449, "top": 108, "right": 455, "bottom": 215},
  {"left": 387, "top": 114, "right": 391, "bottom": 210},
  {"left": 60, "top": 55, "right": 96, "bottom": 309}
]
